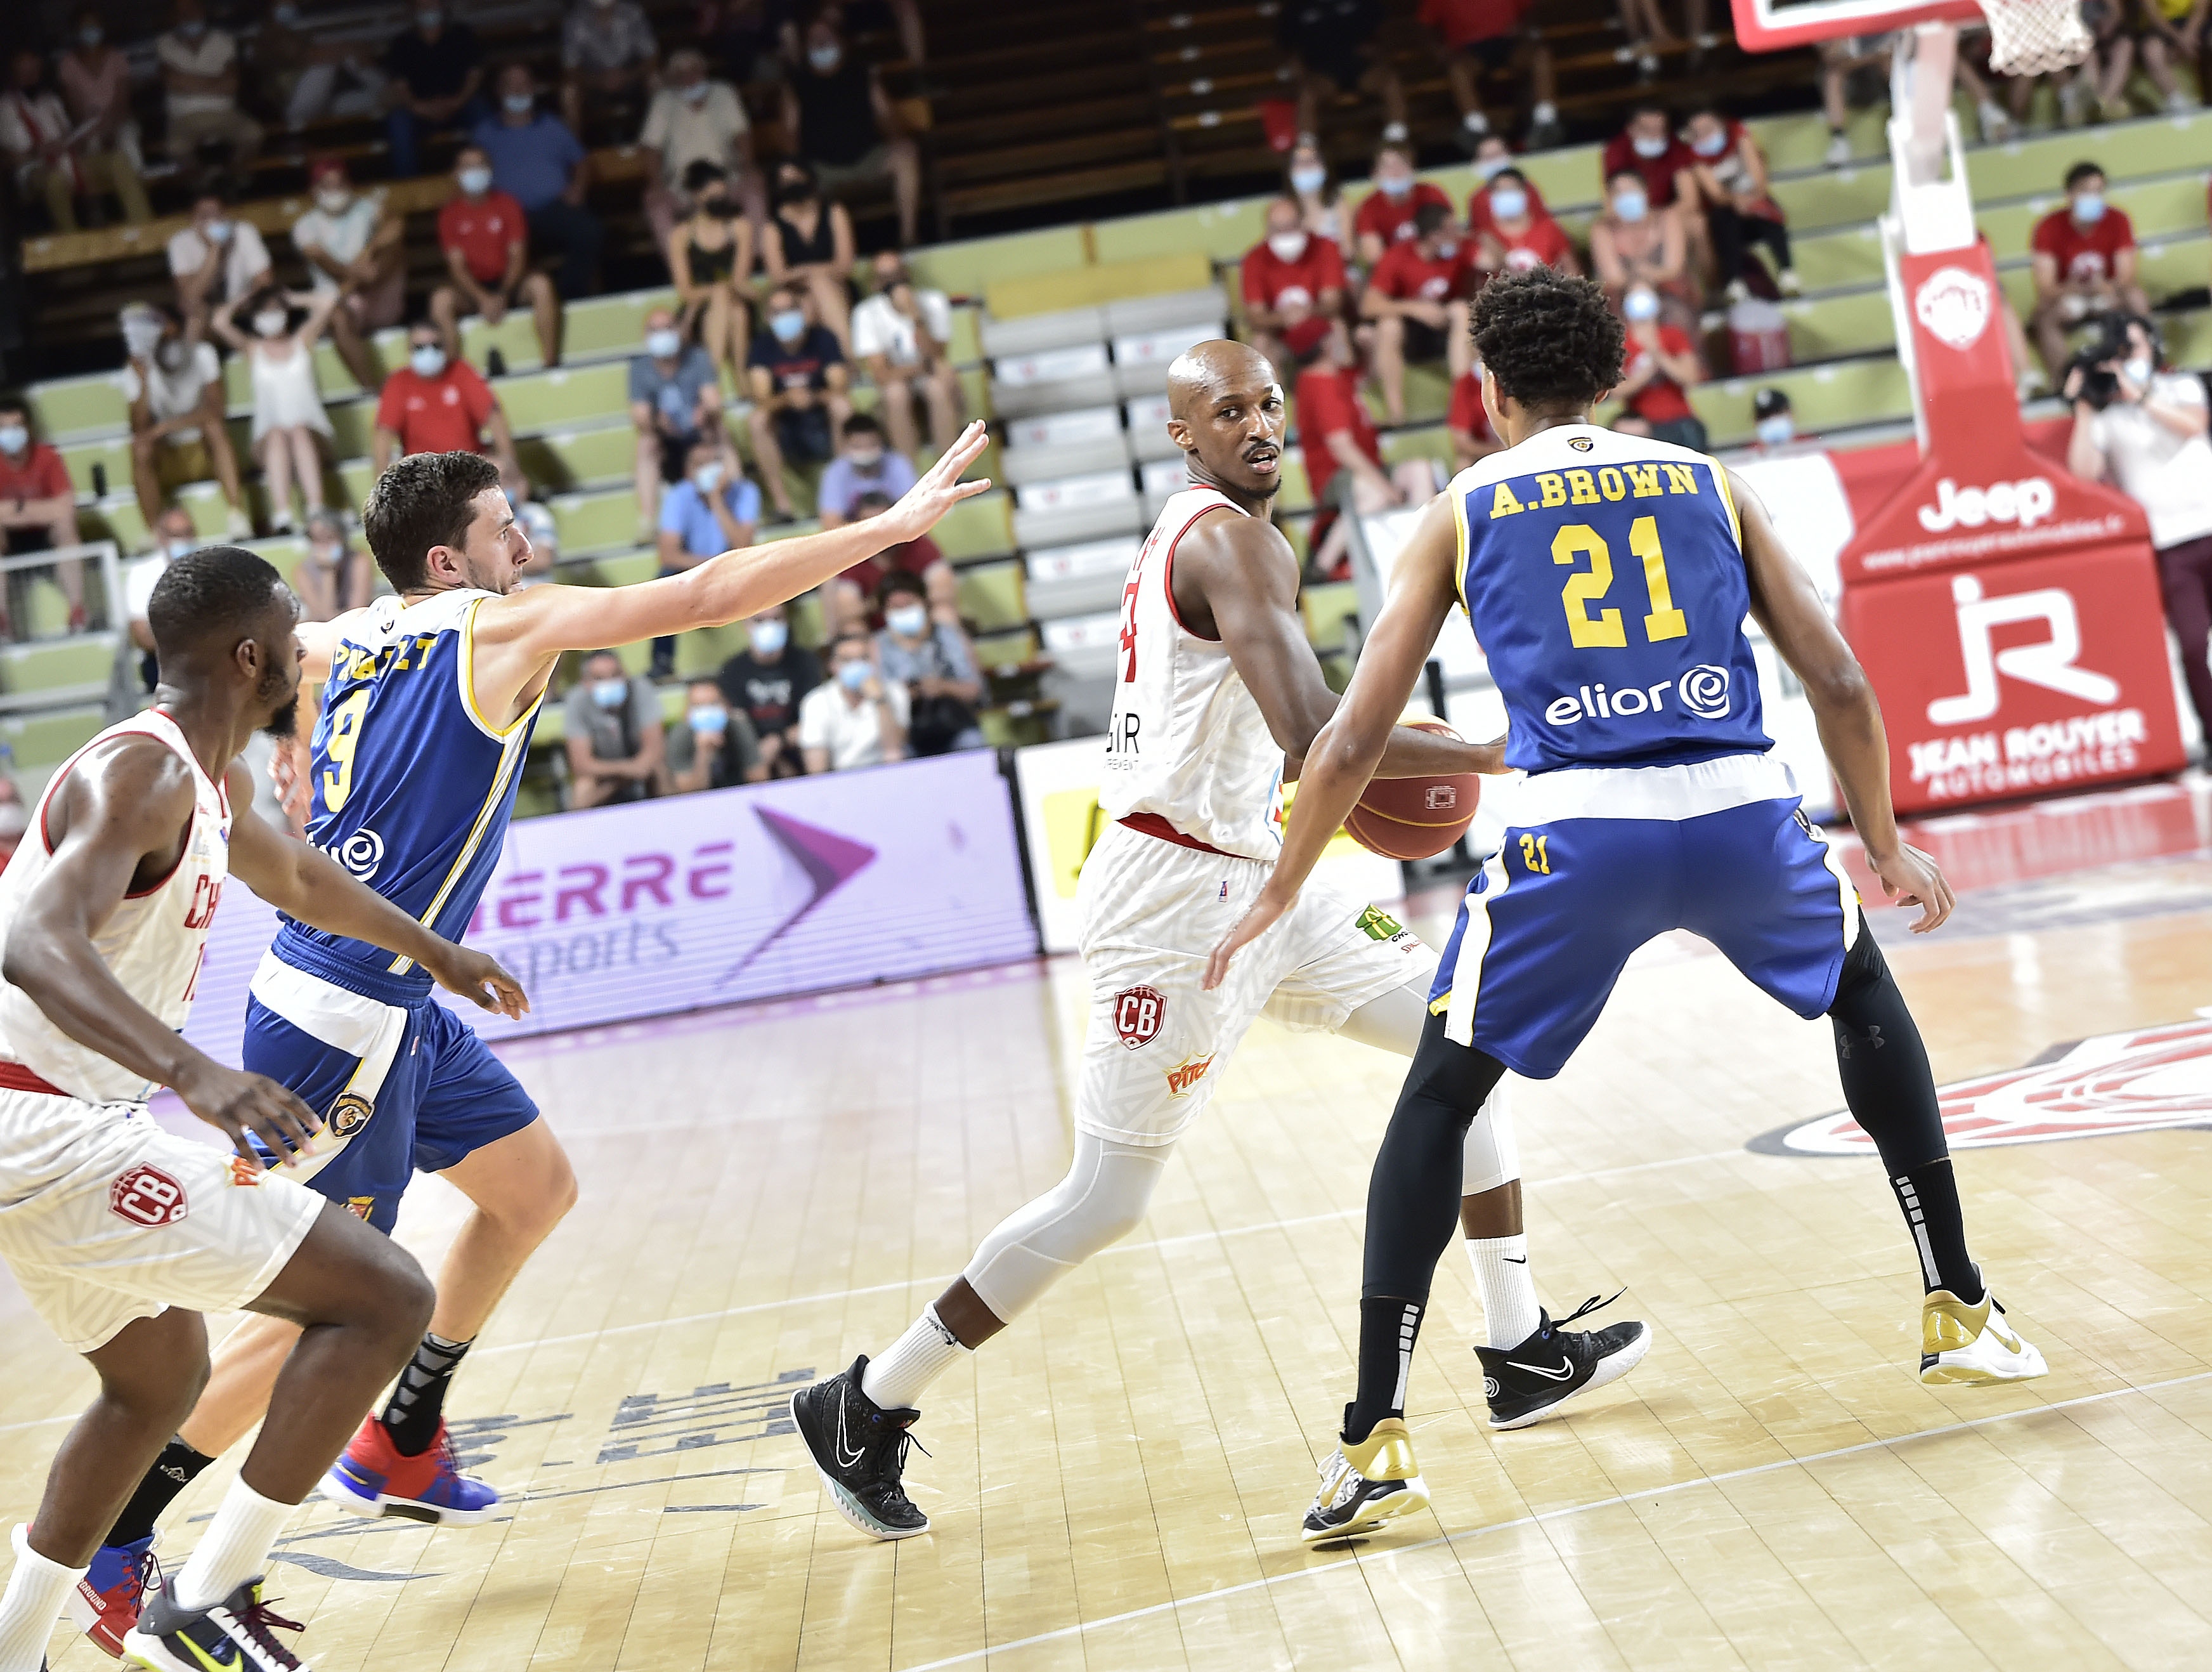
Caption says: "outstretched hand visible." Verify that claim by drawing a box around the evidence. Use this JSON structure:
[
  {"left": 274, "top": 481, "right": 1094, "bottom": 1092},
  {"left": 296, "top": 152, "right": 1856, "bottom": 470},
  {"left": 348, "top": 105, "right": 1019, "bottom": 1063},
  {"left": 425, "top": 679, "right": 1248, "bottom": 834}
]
[
  {"left": 424, "top": 944, "right": 531, "bottom": 1018},
  {"left": 877, "top": 421, "right": 994, "bottom": 544},
  {"left": 1202, "top": 884, "right": 1291, "bottom": 992},
  {"left": 1868, "top": 841, "right": 1955, "bottom": 934}
]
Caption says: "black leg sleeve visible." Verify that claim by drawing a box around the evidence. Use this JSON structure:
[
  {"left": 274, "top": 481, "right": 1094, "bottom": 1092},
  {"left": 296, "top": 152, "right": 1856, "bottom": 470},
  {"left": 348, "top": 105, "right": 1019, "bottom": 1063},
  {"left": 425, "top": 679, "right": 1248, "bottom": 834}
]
[{"left": 1362, "top": 1010, "right": 1509, "bottom": 1303}]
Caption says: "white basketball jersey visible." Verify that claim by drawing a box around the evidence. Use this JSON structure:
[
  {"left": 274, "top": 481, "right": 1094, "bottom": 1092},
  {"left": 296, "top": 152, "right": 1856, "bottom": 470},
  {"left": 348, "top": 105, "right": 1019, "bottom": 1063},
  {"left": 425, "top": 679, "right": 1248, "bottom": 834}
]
[
  {"left": 0, "top": 710, "right": 231, "bottom": 1104},
  {"left": 1098, "top": 486, "right": 1287, "bottom": 861}
]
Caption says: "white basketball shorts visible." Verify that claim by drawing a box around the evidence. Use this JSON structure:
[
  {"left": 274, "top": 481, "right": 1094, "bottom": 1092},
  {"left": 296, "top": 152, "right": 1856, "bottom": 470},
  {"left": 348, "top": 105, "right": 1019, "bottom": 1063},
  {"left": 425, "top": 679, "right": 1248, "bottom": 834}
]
[
  {"left": 0, "top": 1086, "right": 324, "bottom": 1354},
  {"left": 1076, "top": 821, "right": 1437, "bottom": 1147}
]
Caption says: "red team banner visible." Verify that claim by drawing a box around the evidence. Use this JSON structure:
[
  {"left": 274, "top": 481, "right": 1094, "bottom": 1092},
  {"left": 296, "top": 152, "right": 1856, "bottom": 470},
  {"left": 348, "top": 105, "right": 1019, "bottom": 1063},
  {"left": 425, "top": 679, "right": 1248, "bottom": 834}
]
[{"left": 1835, "top": 242, "right": 2188, "bottom": 814}]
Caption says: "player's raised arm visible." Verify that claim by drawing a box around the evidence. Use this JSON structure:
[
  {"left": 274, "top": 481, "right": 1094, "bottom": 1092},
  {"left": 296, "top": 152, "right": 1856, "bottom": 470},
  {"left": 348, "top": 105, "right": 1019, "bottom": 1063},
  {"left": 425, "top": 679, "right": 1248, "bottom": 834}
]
[
  {"left": 1730, "top": 469, "right": 1951, "bottom": 931},
  {"left": 477, "top": 421, "right": 992, "bottom": 665},
  {"left": 1, "top": 740, "right": 322, "bottom": 1163},
  {"left": 223, "top": 765, "right": 529, "bottom": 1017},
  {"left": 1204, "top": 490, "right": 1468, "bottom": 988}
]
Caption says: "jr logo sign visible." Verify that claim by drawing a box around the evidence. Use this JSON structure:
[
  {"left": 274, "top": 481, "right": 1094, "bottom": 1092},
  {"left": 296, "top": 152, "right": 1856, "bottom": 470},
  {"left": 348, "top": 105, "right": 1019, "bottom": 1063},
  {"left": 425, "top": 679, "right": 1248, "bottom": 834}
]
[{"left": 1927, "top": 573, "right": 2121, "bottom": 726}]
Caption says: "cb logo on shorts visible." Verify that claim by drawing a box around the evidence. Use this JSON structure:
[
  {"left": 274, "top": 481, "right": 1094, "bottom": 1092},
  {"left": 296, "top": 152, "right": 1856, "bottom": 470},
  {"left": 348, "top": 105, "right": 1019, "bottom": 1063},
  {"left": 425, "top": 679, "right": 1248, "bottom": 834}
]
[
  {"left": 1114, "top": 985, "right": 1165, "bottom": 1050},
  {"left": 109, "top": 1163, "right": 188, "bottom": 1228}
]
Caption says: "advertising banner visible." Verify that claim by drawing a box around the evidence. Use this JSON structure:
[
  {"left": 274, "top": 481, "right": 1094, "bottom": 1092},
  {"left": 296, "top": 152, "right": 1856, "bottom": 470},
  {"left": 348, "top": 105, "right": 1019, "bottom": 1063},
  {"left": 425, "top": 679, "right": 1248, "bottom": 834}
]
[{"left": 181, "top": 752, "right": 1036, "bottom": 1069}]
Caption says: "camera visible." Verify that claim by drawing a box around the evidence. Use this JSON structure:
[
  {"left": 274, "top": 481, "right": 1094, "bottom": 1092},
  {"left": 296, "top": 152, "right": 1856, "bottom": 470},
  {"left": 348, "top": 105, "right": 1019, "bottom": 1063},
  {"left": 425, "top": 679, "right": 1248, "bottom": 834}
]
[{"left": 2066, "top": 347, "right": 2120, "bottom": 411}]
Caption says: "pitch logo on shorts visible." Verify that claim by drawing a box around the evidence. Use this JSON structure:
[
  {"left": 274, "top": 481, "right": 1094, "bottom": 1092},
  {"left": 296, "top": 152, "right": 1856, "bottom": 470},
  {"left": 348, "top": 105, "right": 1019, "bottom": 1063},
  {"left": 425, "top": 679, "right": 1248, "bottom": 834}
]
[
  {"left": 1114, "top": 985, "right": 1164, "bottom": 1049},
  {"left": 1750, "top": 1017, "right": 2212, "bottom": 1155},
  {"left": 1165, "top": 1053, "right": 1216, "bottom": 1097}
]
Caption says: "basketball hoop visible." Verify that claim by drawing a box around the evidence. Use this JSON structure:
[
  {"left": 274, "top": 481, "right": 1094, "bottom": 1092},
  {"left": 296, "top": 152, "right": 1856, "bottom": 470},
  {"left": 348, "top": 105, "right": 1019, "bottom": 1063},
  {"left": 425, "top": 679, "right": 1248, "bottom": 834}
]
[{"left": 1977, "top": 0, "right": 2092, "bottom": 75}]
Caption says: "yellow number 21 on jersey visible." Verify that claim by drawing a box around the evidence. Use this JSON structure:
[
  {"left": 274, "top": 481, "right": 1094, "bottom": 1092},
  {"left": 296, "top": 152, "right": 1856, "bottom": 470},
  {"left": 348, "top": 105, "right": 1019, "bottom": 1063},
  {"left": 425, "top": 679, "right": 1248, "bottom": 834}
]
[
  {"left": 320, "top": 688, "right": 371, "bottom": 813},
  {"left": 1552, "top": 516, "right": 1690, "bottom": 648}
]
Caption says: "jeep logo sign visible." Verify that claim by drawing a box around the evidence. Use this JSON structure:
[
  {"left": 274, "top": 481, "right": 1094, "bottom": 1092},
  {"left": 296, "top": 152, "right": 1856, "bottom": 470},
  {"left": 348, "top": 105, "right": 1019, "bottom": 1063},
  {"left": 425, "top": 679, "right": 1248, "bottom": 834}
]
[{"left": 1916, "top": 476, "right": 2057, "bottom": 534}]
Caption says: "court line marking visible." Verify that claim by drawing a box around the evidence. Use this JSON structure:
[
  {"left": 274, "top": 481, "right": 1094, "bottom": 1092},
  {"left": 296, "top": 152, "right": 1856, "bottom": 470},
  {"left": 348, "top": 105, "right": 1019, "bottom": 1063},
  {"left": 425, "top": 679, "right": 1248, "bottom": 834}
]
[
  {"left": 893, "top": 1367, "right": 2212, "bottom": 1671},
  {"left": 471, "top": 1146, "right": 1745, "bottom": 1359}
]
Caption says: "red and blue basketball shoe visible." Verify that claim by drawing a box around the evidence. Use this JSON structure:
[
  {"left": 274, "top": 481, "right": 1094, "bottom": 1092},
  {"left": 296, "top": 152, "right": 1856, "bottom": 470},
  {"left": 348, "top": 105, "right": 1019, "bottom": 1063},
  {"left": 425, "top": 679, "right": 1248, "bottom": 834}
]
[
  {"left": 318, "top": 1418, "right": 502, "bottom": 1525},
  {"left": 65, "top": 1531, "right": 158, "bottom": 1657}
]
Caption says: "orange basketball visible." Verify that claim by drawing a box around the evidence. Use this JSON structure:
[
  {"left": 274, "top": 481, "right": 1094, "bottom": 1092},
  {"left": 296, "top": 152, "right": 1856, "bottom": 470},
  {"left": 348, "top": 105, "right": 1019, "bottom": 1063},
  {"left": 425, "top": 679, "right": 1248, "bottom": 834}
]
[{"left": 1345, "top": 720, "right": 1481, "bottom": 861}]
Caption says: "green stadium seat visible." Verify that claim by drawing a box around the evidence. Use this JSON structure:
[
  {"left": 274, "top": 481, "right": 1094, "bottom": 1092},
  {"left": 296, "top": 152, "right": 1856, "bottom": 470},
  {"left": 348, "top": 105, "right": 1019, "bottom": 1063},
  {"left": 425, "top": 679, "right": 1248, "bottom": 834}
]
[
  {"left": 956, "top": 559, "right": 1027, "bottom": 632},
  {"left": 544, "top": 487, "right": 642, "bottom": 553},
  {"left": 929, "top": 490, "right": 1017, "bottom": 562},
  {"left": 493, "top": 364, "right": 633, "bottom": 434},
  {"left": 1303, "top": 581, "right": 1359, "bottom": 656},
  {"left": 0, "top": 702, "right": 108, "bottom": 776},
  {"left": 0, "top": 637, "right": 119, "bottom": 706},
  {"left": 909, "top": 226, "right": 1091, "bottom": 298}
]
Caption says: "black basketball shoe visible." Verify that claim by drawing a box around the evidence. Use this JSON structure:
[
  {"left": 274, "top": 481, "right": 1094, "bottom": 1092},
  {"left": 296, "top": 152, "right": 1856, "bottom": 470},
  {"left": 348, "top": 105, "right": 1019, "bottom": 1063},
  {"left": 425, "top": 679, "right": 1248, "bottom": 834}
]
[
  {"left": 122, "top": 1576, "right": 307, "bottom": 1670},
  {"left": 790, "top": 1355, "right": 931, "bottom": 1540},
  {"left": 1476, "top": 1292, "right": 1651, "bottom": 1430}
]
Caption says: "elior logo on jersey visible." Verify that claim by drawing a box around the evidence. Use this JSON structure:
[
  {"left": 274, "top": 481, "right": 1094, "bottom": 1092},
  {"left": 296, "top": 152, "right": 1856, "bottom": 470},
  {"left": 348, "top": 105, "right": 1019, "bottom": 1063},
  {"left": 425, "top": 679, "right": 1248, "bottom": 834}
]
[{"left": 1540, "top": 664, "right": 1731, "bottom": 727}]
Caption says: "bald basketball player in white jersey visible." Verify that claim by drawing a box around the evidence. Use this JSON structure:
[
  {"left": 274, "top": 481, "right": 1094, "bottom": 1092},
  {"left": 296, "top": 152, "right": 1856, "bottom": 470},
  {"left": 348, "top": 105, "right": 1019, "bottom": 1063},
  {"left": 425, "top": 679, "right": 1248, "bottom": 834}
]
[
  {"left": 0, "top": 545, "right": 524, "bottom": 1672},
  {"left": 794, "top": 339, "right": 1650, "bottom": 1541}
]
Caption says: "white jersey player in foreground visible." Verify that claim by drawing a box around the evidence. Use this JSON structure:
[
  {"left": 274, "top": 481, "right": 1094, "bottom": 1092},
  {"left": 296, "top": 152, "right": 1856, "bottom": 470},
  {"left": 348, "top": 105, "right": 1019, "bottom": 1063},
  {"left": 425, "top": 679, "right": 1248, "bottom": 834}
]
[
  {"left": 0, "top": 546, "right": 525, "bottom": 1672},
  {"left": 794, "top": 340, "right": 1650, "bottom": 1542}
]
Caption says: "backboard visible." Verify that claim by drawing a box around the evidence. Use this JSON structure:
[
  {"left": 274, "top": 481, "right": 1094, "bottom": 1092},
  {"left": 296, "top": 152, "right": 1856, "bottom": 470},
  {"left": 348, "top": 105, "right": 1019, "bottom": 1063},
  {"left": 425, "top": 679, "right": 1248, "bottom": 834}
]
[{"left": 1729, "top": 0, "right": 1978, "bottom": 51}]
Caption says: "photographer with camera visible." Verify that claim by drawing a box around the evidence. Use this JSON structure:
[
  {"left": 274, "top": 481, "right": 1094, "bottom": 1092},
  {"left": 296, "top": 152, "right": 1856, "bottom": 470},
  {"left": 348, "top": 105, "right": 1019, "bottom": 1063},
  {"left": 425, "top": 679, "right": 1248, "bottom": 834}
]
[{"left": 2066, "top": 314, "right": 2212, "bottom": 748}]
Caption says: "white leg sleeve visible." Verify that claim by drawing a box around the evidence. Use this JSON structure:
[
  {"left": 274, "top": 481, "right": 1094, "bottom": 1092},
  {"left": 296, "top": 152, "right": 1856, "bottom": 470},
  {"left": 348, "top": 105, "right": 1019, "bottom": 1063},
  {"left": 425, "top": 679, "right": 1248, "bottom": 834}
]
[
  {"left": 1339, "top": 974, "right": 1521, "bottom": 1196},
  {"left": 961, "top": 1133, "right": 1171, "bottom": 1324}
]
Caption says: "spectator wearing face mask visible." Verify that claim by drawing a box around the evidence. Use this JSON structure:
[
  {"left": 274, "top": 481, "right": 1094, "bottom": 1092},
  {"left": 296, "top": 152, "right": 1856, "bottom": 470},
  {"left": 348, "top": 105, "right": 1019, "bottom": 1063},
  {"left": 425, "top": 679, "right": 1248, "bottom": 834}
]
[
  {"left": 1676, "top": 106, "right": 1795, "bottom": 304},
  {"left": 292, "top": 510, "right": 377, "bottom": 621},
  {"left": 764, "top": 162, "right": 857, "bottom": 353},
  {"left": 474, "top": 63, "right": 602, "bottom": 301},
  {"left": 719, "top": 604, "right": 820, "bottom": 778},
  {"left": 783, "top": 15, "right": 920, "bottom": 248},
  {"left": 374, "top": 322, "right": 526, "bottom": 501},
  {"left": 212, "top": 284, "right": 342, "bottom": 533},
  {"left": 1476, "top": 169, "right": 1580, "bottom": 277},
  {"left": 383, "top": 2, "right": 486, "bottom": 178},
  {"left": 1747, "top": 387, "right": 1802, "bottom": 452},
  {"left": 1278, "top": 0, "right": 1408, "bottom": 154},
  {"left": 158, "top": 0, "right": 262, "bottom": 186},
  {"left": 852, "top": 248, "right": 963, "bottom": 458},
  {"left": 1464, "top": 136, "right": 1544, "bottom": 236},
  {"left": 1285, "top": 140, "right": 1346, "bottom": 248},
  {"left": 1445, "top": 360, "right": 1504, "bottom": 472},
  {"left": 641, "top": 47, "right": 762, "bottom": 252},
  {"left": 169, "top": 190, "right": 271, "bottom": 329},
  {"left": 1, "top": 49, "right": 119, "bottom": 235},
  {"left": 630, "top": 304, "right": 725, "bottom": 531},
  {"left": 1589, "top": 165, "right": 1696, "bottom": 329},
  {"left": 1611, "top": 284, "right": 1708, "bottom": 450},
  {"left": 1243, "top": 197, "right": 1350, "bottom": 378},
  {"left": 874, "top": 571, "right": 984, "bottom": 755},
  {"left": 120, "top": 303, "right": 249, "bottom": 542},
  {"left": 825, "top": 488, "right": 953, "bottom": 639},
  {"left": 566, "top": 649, "right": 666, "bottom": 806},
  {"left": 56, "top": 9, "right": 153, "bottom": 225},
  {"left": 746, "top": 285, "right": 850, "bottom": 521},
  {"left": 1362, "top": 199, "right": 1477, "bottom": 428},
  {"left": 800, "top": 632, "right": 907, "bottom": 773},
  {"left": 291, "top": 157, "right": 407, "bottom": 393},
  {"left": 817, "top": 414, "right": 915, "bottom": 531},
  {"left": 433, "top": 144, "right": 563, "bottom": 371},
  {"left": 1601, "top": 102, "right": 1694, "bottom": 210},
  {"left": 654, "top": 435, "right": 760, "bottom": 675},
  {"left": 0, "top": 400, "right": 86, "bottom": 641},
  {"left": 1420, "top": 0, "right": 1562, "bottom": 155},
  {"left": 1353, "top": 141, "right": 1454, "bottom": 268},
  {"left": 254, "top": 0, "right": 386, "bottom": 132},
  {"left": 2029, "top": 162, "right": 2149, "bottom": 381},
  {"left": 667, "top": 679, "right": 765, "bottom": 790},
  {"left": 561, "top": 0, "right": 659, "bottom": 140},
  {"left": 668, "top": 162, "right": 755, "bottom": 392}
]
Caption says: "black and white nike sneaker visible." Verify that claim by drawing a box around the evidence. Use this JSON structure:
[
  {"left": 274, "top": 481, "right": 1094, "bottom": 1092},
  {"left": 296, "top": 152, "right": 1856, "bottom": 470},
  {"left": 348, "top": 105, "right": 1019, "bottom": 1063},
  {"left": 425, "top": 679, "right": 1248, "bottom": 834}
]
[
  {"left": 121, "top": 1576, "right": 308, "bottom": 1669},
  {"left": 1476, "top": 1292, "right": 1651, "bottom": 1430},
  {"left": 790, "top": 1354, "right": 931, "bottom": 1540}
]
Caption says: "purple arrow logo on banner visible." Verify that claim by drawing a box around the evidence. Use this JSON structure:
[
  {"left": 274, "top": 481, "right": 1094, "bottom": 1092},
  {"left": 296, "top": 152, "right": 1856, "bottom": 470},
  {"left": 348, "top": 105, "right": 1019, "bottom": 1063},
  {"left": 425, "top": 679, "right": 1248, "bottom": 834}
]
[{"left": 717, "top": 806, "right": 879, "bottom": 984}]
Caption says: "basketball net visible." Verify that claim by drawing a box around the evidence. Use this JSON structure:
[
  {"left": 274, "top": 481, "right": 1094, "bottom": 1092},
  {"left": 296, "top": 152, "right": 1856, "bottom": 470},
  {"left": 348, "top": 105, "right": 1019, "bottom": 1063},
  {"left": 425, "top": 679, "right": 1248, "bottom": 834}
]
[{"left": 1978, "top": 0, "right": 2092, "bottom": 75}]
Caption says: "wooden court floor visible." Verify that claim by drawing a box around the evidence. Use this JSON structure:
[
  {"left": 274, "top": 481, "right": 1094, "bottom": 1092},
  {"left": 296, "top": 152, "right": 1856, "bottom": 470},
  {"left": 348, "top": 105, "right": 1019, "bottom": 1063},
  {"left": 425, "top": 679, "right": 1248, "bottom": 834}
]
[{"left": 6, "top": 782, "right": 2212, "bottom": 1670}]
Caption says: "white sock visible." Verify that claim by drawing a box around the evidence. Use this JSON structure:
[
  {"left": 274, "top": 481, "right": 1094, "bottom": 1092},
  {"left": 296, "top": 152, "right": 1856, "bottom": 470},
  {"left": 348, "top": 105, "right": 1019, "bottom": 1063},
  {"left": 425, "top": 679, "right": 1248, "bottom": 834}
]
[
  {"left": 1533, "top": 100, "right": 1558, "bottom": 122},
  {"left": 1466, "top": 1233, "right": 1541, "bottom": 1348},
  {"left": 172, "top": 1479, "right": 294, "bottom": 1612},
  {"left": 0, "top": 1524, "right": 86, "bottom": 1672},
  {"left": 859, "top": 1305, "right": 971, "bottom": 1411},
  {"left": 1462, "top": 110, "right": 1488, "bottom": 132}
]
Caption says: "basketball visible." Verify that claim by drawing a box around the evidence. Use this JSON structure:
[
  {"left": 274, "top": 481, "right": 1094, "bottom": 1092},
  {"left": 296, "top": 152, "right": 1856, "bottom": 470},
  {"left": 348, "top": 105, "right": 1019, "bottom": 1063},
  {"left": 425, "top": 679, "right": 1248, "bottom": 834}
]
[{"left": 1345, "top": 721, "right": 1481, "bottom": 861}]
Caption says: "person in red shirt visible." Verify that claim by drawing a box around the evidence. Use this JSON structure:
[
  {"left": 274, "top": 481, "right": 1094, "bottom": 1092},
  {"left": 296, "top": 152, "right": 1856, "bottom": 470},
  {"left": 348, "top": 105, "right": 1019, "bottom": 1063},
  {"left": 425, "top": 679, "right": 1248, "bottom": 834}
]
[
  {"left": 372, "top": 320, "right": 526, "bottom": 499},
  {"left": 1611, "top": 283, "right": 1708, "bottom": 450},
  {"left": 1677, "top": 105, "right": 1795, "bottom": 304},
  {"left": 1445, "top": 363, "right": 1504, "bottom": 471},
  {"left": 0, "top": 398, "right": 85, "bottom": 636},
  {"left": 1352, "top": 141, "right": 1455, "bottom": 268},
  {"left": 2029, "top": 162, "right": 2149, "bottom": 380},
  {"left": 1599, "top": 103, "right": 1695, "bottom": 209},
  {"left": 429, "top": 143, "right": 562, "bottom": 370},
  {"left": 1466, "top": 134, "right": 1549, "bottom": 235},
  {"left": 1476, "top": 167, "right": 1581, "bottom": 277},
  {"left": 1417, "top": 0, "right": 1561, "bottom": 153},
  {"left": 1362, "top": 200, "right": 1476, "bottom": 426},
  {"left": 1243, "top": 196, "right": 1350, "bottom": 375},
  {"left": 1294, "top": 337, "right": 1441, "bottom": 579}
]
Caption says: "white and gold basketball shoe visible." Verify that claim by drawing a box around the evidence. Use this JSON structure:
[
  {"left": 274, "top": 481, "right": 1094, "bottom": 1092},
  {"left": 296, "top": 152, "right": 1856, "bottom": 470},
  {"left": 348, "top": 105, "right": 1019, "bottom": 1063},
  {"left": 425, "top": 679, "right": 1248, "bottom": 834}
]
[
  {"left": 1301, "top": 1416, "right": 1431, "bottom": 1543},
  {"left": 1920, "top": 1281, "right": 2048, "bottom": 1385}
]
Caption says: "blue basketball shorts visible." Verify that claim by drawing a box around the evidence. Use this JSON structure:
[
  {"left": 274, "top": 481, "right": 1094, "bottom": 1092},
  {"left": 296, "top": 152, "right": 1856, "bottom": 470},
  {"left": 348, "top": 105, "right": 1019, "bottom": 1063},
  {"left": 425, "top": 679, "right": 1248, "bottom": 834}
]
[
  {"left": 242, "top": 952, "right": 540, "bottom": 1233},
  {"left": 1428, "top": 753, "right": 1861, "bottom": 1080}
]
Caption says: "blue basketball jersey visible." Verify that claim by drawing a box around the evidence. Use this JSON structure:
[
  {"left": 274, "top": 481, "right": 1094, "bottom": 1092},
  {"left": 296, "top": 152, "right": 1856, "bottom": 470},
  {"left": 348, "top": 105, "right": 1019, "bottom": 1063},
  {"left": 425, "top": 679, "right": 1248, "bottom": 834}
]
[
  {"left": 1450, "top": 425, "right": 1769, "bottom": 774},
  {"left": 276, "top": 590, "right": 542, "bottom": 1001}
]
